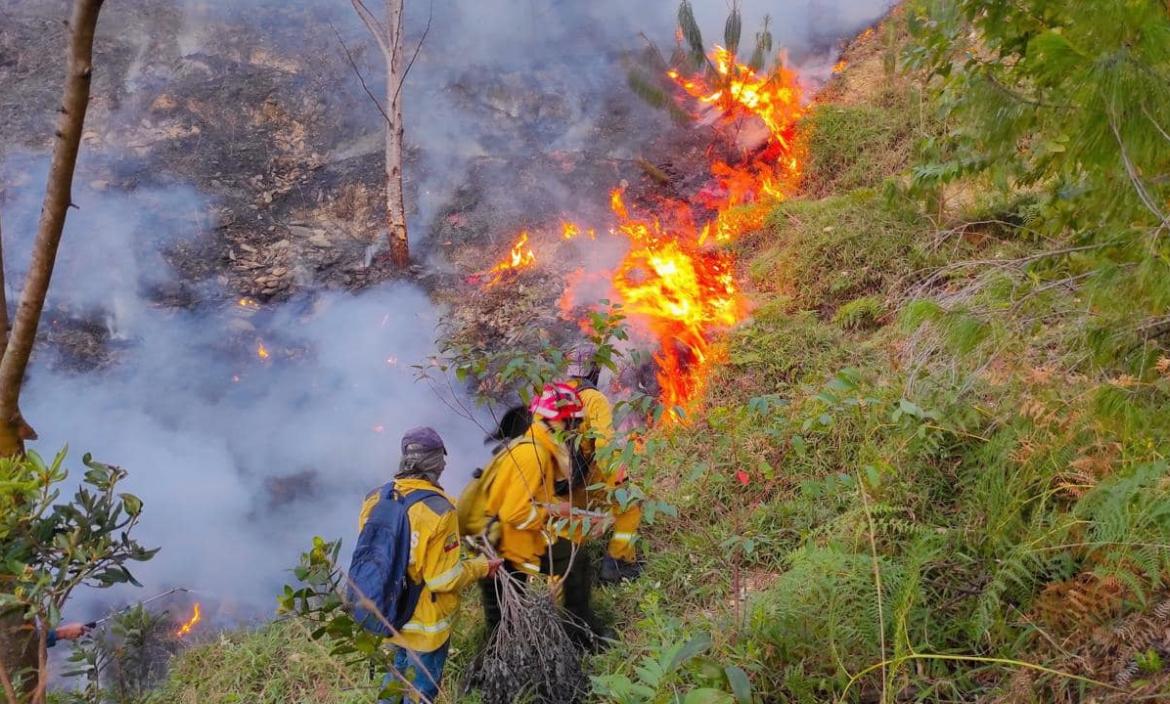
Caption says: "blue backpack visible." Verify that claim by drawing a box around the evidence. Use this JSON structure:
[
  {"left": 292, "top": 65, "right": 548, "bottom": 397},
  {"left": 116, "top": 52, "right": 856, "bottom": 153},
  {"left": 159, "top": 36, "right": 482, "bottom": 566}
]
[{"left": 347, "top": 483, "right": 436, "bottom": 636}]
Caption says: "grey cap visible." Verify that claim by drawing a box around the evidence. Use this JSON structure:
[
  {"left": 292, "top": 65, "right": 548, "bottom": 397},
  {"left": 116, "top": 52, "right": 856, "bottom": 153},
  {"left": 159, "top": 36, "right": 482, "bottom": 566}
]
[{"left": 401, "top": 426, "right": 446, "bottom": 455}]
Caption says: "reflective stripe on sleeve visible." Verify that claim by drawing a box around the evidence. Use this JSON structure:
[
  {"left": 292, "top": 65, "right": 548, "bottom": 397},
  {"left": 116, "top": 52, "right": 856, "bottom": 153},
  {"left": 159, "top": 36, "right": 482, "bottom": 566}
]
[
  {"left": 425, "top": 563, "right": 464, "bottom": 591},
  {"left": 610, "top": 531, "right": 636, "bottom": 544},
  {"left": 515, "top": 505, "right": 541, "bottom": 530},
  {"left": 400, "top": 618, "right": 451, "bottom": 635}
]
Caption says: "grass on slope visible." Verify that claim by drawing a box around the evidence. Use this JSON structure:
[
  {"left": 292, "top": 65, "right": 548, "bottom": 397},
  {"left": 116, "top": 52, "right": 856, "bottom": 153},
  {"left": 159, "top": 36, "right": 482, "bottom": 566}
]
[{"left": 134, "top": 10, "right": 1170, "bottom": 704}]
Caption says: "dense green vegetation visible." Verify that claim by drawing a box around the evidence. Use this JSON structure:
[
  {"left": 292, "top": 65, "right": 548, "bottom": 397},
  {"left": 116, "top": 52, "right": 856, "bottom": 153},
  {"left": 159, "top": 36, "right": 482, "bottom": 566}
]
[{"left": 71, "top": 2, "right": 1170, "bottom": 702}]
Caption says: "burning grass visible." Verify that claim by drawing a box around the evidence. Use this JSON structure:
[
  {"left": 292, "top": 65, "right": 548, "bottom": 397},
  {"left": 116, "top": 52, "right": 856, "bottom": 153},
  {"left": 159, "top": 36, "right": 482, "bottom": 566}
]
[{"left": 476, "top": 41, "right": 808, "bottom": 421}]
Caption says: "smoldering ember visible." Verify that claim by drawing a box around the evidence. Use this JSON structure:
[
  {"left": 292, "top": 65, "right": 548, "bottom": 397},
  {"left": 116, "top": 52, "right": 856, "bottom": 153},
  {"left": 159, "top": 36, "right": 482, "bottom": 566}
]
[{"left": 9, "top": 1, "right": 1167, "bottom": 703}]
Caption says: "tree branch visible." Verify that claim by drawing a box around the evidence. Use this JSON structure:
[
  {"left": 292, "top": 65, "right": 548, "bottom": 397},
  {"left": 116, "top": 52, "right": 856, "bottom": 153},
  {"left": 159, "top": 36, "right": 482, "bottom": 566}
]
[
  {"left": 0, "top": 0, "right": 104, "bottom": 447},
  {"left": 351, "top": 0, "right": 391, "bottom": 61},
  {"left": 0, "top": 644, "right": 18, "bottom": 704},
  {"left": 32, "top": 626, "right": 46, "bottom": 704},
  {"left": 330, "top": 23, "right": 392, "bottom": 127},
  {"left": 0, "top": 210, "right": 9, "bottom": 358},
  {"left": 392, "top": 0, "right": 433, "bottom": 108},
  {"left": 1109, "top": 113, "right": 1170, "bottom": 231}
]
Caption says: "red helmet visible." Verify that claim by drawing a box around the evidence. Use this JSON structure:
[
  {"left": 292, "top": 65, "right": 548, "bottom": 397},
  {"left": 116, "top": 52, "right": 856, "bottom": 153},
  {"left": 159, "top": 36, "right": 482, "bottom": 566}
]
[{"left": 529, "top": 382, "right": 586, "bottom": 421}]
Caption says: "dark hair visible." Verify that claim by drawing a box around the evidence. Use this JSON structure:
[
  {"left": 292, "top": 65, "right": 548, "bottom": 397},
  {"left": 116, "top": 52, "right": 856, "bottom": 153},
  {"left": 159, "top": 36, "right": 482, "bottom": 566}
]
[{"left": 485, "top": 404, "right": 532, "bottom": 444}]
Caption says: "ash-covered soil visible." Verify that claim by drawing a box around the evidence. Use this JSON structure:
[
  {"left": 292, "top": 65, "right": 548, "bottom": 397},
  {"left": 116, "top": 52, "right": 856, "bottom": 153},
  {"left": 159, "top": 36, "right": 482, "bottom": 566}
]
[{"left": 1, "top": 0, "right": 711, "bottom": 365}]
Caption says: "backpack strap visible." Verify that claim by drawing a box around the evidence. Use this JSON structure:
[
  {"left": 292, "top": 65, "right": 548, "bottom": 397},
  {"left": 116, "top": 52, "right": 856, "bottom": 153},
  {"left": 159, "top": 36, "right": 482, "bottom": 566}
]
[{"left": 391, "top": 485, "right": 440, "bottom": 509}]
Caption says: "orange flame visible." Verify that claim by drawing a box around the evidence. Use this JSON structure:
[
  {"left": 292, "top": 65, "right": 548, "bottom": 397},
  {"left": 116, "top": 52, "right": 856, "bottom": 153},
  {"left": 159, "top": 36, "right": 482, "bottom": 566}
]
[
  {"left": 607, "top": 191, "right": 744, "bottom": 417},
  {"left": 256, "top": 341, "right": 270, "bottom": 360},
  {"left": 671, "top": 46, "right": 803, "bottom": 147},
  {"left": 484, "top": 231, "right": 536, "bottom": 286},
  {"left": 482, "top": 44, "right": 806, "bottom": 421},
  {"left": 175, "top": 602, "right": 202, "bottom": 638},
  {"left": 606, "top": 48, "right": 804, "bottom": 418},
  {"left": 561, "top": 221, "right": 595, "bottom": 241}
]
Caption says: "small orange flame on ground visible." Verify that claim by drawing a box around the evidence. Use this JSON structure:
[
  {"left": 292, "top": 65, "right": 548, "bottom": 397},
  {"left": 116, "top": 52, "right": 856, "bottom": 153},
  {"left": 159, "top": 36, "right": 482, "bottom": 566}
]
[
  {"left": 237, "top": 297, "right": 259, "bottom": 309},
  {"left": 175, "top": 603, "right": 202, "bottom": 638},
  {"left": 561, "top": 222, "right": 595, "bottom": 241},
  {"left": 484, "top": 231, "right": 536, "bottom": 286},
  {"left": 256, "top": 341, "right": 270, "bottom": 360},
  {"left": 832, "top": 59, "right": 848, "bottom": 74}
]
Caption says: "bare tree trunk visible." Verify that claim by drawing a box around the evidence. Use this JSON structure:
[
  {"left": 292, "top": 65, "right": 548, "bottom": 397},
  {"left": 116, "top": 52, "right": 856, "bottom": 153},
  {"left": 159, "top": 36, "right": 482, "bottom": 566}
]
[
  {"left": 0, "top": 0, "right": 102, "bottom": 458},
  {"left": 0, "top": 211, "right": 10, "bottom": 355},
  {"left": 352, "top": 0, "right": 410, "bottom": 268},
  {"left": 0, "top": 1, "right": 104, "bottom": 698},
  {"left": 384, "top": 0, "right": 409, "bottom": 267}
]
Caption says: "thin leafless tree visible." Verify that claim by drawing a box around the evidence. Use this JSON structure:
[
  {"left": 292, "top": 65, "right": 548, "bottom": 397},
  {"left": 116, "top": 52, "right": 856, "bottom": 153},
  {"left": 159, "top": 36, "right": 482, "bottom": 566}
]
[
  {"left": 350, "top": 0, "right": 429, "bottom": 268},
  {"left": 0, "top": 0, "right": 106, "bottom": 699}
]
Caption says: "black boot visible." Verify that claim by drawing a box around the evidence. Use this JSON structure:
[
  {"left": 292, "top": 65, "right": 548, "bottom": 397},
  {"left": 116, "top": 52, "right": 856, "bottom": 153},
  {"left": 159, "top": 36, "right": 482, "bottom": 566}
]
[{"left": 599, "top": 555, "right": 642, "bottom": 584}]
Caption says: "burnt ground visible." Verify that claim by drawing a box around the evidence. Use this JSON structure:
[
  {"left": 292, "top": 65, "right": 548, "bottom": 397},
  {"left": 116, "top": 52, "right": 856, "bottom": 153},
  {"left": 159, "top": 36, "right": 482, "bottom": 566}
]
[
  {"left": 2, "top": 0, "right": 858, "bottom": 381},
  {"left": 0, "top": 0, "right": 724, "bottom": 369},
  {"left": 0, "top": 2, "right": 683, "bottom": 364}
]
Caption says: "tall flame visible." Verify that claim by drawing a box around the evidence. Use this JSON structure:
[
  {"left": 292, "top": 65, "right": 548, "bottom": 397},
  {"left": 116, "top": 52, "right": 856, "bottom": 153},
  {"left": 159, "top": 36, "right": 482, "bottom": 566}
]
[
  {"left": 175, "top": 602, "right": 202, "bottom": 638},
  {"left": 608, "top": 47, "right": 804, "bottom": 418},
  {"left": 478, "top": 43, "right": 806, "bottom": 421}
]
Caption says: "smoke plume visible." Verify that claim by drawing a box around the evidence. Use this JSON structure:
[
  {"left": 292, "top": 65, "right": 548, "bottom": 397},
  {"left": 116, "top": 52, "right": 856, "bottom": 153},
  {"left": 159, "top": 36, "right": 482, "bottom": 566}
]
[{"left": 0, "top": 0, "right": 894, "bottom": 620}]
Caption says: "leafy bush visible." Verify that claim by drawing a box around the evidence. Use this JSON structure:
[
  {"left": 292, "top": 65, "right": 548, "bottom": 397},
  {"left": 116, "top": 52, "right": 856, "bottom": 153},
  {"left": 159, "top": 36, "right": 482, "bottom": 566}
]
[{"left": 1, "top": 450, "right": 156, "bottom": 703}]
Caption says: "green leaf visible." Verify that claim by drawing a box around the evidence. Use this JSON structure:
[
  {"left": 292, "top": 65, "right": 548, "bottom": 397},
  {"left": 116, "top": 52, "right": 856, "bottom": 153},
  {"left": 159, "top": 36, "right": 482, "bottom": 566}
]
[
  {"left": 668, "top": 632, "right": 712, "bottom": 672},
  {"left": 723, "top": 4, "right": 742, "bottom": 58},
  {"left": 119, "top": 493, "right": 143, "bottom": 517},
  {"left": 683, "top": 688, "right": 734, "bottom": 704},
  {"left": 724, "top": 666, "right": 752, "bottom": 704}
]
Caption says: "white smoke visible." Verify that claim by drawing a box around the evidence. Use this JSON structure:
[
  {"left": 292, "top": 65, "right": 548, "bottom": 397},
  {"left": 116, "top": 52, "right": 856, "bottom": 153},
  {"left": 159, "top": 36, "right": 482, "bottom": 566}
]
[
  {"left": 1, "top": 0, "right": 895, "bottom": 621},
  {"left": 1, "top": 154, "right": 490, "bottom": 617}
]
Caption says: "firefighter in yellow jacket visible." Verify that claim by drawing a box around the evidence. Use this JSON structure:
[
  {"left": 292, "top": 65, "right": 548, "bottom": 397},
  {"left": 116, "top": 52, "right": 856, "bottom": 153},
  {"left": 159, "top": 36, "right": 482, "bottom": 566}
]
[
  {"left": 358, "top": 426, "right": 502, "bottom": 703},
  {"left": 476, "top": 383, "right": 609, "bottom": 647},
  {"left": 565, "top": 343, "right": 644, "bottom": 583}
]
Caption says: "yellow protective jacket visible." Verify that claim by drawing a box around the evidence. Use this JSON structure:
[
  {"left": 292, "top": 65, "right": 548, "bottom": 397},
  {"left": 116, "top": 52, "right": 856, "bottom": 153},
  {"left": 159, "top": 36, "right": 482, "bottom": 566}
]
[
  {"left": 358, "top": 478, "right": 489, "bottom": 652},
  {"left": 574, "top": 383, "right": 614, "bottom": 465},
  {"left": 482, "top": 420, "right": 564, "bottom": 574},
  {"left": 569, "top": 381, "right": 642, "bottom": 561}
]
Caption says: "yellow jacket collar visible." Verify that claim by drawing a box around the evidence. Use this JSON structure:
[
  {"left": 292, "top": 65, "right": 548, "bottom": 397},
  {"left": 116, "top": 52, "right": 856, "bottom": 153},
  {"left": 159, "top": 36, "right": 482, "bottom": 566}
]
[{"left": 394, "top": 476, "right": 452, "bottom": 501}]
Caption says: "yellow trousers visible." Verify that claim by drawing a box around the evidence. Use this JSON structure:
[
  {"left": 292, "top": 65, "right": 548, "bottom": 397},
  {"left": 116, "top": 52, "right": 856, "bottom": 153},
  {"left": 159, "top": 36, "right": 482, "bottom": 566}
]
[{"left": 606, "top": 501, "right": 642, "bottom": 562}]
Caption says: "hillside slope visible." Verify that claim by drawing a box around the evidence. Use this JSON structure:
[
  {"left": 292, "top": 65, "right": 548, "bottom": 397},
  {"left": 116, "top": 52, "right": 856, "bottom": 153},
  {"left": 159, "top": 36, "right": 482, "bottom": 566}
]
[
  {"left": 592, "top": 6, "right": 1170, "bottom": 703},
  {"left": 101, "top": 6, "right": 1170, "bottom": 704}
]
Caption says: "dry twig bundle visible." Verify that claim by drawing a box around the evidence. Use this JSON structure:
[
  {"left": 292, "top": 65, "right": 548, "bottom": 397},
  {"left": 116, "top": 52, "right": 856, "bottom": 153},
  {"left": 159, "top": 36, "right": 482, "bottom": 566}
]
[{"left": 468, "top": 565, "right": 588, "bottom": 704}]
